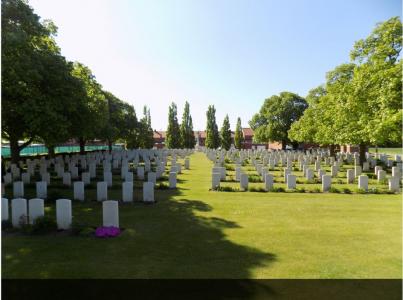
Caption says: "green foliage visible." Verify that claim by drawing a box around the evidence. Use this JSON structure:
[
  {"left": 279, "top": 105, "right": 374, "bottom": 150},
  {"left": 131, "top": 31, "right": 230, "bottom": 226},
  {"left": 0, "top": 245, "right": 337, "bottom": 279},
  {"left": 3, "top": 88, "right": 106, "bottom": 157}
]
[
  {"left": 342, "top": 188, "right": 352, "bottom": 194},
  {"left": 215, "top": 186, "right": 239, "bottom": 192},
  {"left": 166, "top": 102, "right": 181, "bottom": 149},
  {"left": 289, "top": 17, "right": 402, "bottom": 150},
  {"left": 180, "top": 101, "right": 196, "bottom": 149},
  {"left": 250, "top": 92, "right": 307, "bottom": 149},
  {"left": 234, "top": 117, "right": 244, "bottom": 149},
  {"left": 329, "top": 187, "right": 340, "bottom": 193},
  {"left": 248, "top": 187, "right": 266, "bottom": 192},
  {"left": 31, "top": 216, "right": 57, "bottom": 234},
  {"left": 71, "top": 220, "right": 93, "bottom": 236},
  {"left": 205, "top": 105, "right": 220, "bottom": 149},
  {"left": 220, "top": 115, "right": 232, "bottom": 150},
  {"left": 137, "top": 106, "right": 154, "bottom": 149},
  {"left": 2, "top": 219, "right": 13, "bottom": 230}
]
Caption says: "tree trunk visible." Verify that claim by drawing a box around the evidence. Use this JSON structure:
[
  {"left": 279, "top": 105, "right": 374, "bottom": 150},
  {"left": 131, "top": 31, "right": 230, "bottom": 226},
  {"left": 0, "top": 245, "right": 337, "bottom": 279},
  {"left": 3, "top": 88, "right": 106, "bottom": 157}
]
[
  {"left": 79, "top": 138, "right": 86, "bottom": 155},
  {"left": 10, "top": 137, "right": 20, "bottom": 164},
  {"left": 108, "top": 140, "right": 113, "bottom": 153},
  {"left": 48, "top": 145, "right": 55, "bottom": 158},
  {"left": 281, "top": 140, "right": 287, "bottom": 150},
  {"left": 359, "top": 144, "right": 367, "bottom": 165},
  {"left": 329, "top": 144, "right": 335, "bottom": 157}
]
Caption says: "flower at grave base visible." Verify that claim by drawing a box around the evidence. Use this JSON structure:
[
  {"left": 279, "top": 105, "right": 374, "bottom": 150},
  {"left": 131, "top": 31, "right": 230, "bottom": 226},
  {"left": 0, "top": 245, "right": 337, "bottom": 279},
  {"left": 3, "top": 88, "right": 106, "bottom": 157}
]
[{"left": 95, "top": 226, "right": 121, "bottom": 238}]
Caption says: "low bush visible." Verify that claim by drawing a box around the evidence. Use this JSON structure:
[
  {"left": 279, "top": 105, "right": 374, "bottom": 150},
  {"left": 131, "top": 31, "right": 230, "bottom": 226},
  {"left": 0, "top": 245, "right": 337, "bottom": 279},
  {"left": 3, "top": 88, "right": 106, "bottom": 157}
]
[
  {"left": 31, "top": 216, "right": 57, "bottom": 234},
  {"left": 216, "top": 186, "right": 239, "bottom": 192},
  {"left": 71, "top": 220, "right": 94, "bottom": 236},
  {"left": 156, "top": 182, "right": 169, "bottom": 190},
  {"left": 356, "top": 188, "right": 367, "bottom": 194},
  {"left": 248, "top": 187, "right": 266, "bottom": 192},
  {"left": 329, "top": 187, "right": 340, "bottom": 193},
  {"left": 2, "top": 219, "right": 13, "bottom": 230},
  {"left": 342, "top": 188, "right": 352, "bottom": 194},
  {"left": 271, "top": 187, "right": 285, "bottom": 192}
]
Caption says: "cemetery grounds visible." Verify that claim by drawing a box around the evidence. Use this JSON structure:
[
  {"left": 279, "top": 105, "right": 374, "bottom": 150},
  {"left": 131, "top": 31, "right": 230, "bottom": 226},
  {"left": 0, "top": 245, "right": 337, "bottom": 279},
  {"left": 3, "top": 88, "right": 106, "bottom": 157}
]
[{"left": 2, "top": 150, "right": 402, "bottom": 279}]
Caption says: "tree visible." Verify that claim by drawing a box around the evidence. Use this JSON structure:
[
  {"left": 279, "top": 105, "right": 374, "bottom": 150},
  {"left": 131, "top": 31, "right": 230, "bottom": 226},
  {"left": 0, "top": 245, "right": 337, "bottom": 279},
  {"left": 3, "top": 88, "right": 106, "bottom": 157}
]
[
  {"left": 1, "top": 0, "right": 81, "bottom": 162},
  {"left": 220, "top": 115, "right": 231, "bottom": 150},
  {"left": 234, "top": 117, "right": 244, "bottom": 150},
  {"left": 138, "top": 106, "right": 154, "bottom": 149},
  {"left": 180, "top": 101, "right": 196, "bottom": 149},
  {"left": 166, "top": 102, "right": 181, "bottom": 149},
  {"left": 205, "top": 105, "right": 220, "bottom": 149},
  {"left": 71, "top": 62, "right": 108, "bottom": 154},
  {"left": 103, "top": 91, "right": 135, "bottom": 152},
  {"left": 249, "top": 92, "right": 308, "bottom": 150},
  {"left": 125, "top": 106, "right": 139, "bottom": 149}
]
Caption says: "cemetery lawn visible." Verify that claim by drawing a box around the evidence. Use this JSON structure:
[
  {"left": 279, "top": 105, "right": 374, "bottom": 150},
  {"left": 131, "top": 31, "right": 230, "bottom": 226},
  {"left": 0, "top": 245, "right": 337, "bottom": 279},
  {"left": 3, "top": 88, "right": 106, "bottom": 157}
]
[
  {"left": 368, "top": 147, "right": 402, "bottom": 156},
  {"left": 2, "top": 152, "right": 402, "bottom": 279}
]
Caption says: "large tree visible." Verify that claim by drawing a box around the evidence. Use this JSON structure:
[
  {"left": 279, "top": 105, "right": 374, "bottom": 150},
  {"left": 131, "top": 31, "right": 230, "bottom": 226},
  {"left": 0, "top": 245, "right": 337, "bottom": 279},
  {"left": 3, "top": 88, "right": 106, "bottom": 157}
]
[
  {"left": 290, "top": 17, "right": 402, "bottom": 163},
  {"left": 1, "top": 0, "right": 84, "bottom": 162},
  {"left": 220, "top": 115, "right": 231, "bottom": 150},
  {"left": 166, "top": 102, "right": 181, "bottom": 149},
  {"left": 71, "top": 62, "right": 108, "bottom": 154},
  {"left": 234, "top": 117, "right": 244, "bottom": 150},
  {"left": 138, "top": 106, "right": 154, "bottom": 149},
  {"left": 205, "top": 105, "right": 220, "bottom": 149},
  {"left": 180, "top": 101, "right": 195, "bottom": 149},
  {"left": 249, "top": 92, "right": 308, "bottom": 150}
]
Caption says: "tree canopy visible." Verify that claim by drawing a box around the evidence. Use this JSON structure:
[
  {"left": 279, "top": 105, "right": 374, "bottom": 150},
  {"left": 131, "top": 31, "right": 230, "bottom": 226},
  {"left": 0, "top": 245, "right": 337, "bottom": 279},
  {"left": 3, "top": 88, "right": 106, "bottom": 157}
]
[
  {"left": 249, "top": 92, "right": 307, "bottom": 149},
  {"left": 205, "top": 105, "right": 220, "bottom": 149},
  {"left": 220, "top": 115, "right": 232, "bottom": 150}
]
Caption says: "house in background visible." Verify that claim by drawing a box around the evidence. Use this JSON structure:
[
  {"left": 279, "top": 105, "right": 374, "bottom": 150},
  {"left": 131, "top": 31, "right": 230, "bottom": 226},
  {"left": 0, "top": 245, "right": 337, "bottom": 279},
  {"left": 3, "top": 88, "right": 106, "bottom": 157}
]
[{"left": 153, "top": 130, "right": 166, "bottom": 149}]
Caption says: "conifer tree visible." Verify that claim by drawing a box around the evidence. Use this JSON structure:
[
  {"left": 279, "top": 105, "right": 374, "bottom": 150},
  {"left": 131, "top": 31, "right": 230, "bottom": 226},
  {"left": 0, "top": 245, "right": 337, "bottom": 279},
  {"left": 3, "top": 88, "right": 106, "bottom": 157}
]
[
  {"left": 205, "top": 105, "right": 220, "bottom": 149},
  {"left": 166, "top": 102, "right": 181, "bottom": 148},
  {"left": 234, "top": 117, "right": 244, "bottom": 149},
  {"left": 220, "top": 114, "right": 232, "bottom": 150}
]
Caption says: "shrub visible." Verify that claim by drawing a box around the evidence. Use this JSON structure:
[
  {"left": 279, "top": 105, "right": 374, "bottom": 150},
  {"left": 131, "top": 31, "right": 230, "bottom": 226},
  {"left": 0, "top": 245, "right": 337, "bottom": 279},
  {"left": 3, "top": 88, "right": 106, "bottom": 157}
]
[
  {"left": 356, "top": 188, "right": 367, "bottom": 194},
  {"left": 216, "top": 186, "right": 239, "bottom": 192},
  {"left": 329, "top": 187, "right": 340, "bottom": 193},
  {"left": 296, "top": 187, "right": 306, "bottom": 193},
  {"left": 271, "top": 187, "right": 285, "bottom": 193},
  {"left": 156, "top": 182, "right": 169, "bottom": 190},
  {"left": 2, "top": 219, "right": 13, "bottom": 230},
  {"left": 248, "top": 187, "right": 266, "bottom": 192},
  {"left": 31, "top": 216, "right": 57, "bottom": 234},
  {"left": 248, "top": 175, "right": 262, "bottom": 183},
  {"left": 342, "top": 188, "right": 352, "bottom": 194},
  {"left": 368, "top": 187, "right": 381, "bottom": 194},
  {"left": 71, "top": 220, "right": 93, "bottom": 236},
  {"left": 312, "top": 187, "right": 321, "bottom": 193}
]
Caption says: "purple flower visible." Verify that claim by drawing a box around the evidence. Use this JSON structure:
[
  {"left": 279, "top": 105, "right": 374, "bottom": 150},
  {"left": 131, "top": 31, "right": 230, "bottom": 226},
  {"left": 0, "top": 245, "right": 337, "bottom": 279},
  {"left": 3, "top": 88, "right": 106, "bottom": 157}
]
[{"left": 95, "top": 226, "right": 121, "bottom": 238}]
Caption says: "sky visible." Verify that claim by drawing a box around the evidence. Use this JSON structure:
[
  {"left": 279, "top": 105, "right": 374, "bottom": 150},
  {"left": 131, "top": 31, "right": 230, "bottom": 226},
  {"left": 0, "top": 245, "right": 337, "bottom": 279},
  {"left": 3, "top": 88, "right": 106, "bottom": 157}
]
[{"left": 29, "top": 0, "right": 401, "bottom": 131}]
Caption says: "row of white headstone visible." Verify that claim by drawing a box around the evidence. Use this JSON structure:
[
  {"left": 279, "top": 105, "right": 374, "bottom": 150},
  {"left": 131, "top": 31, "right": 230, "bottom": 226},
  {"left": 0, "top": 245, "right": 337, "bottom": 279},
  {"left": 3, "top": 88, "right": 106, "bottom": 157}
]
[{"left": 2, "top": 198, "right": 120, "bottom": 229}]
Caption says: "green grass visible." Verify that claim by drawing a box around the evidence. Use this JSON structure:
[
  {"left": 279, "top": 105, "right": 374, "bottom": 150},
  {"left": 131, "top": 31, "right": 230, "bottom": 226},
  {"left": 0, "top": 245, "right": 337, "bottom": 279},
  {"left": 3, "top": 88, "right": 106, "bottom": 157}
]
[
  {"left": 369, "top": 147, "right": 402, "bottom": 156},
  {"left": 2, "top": 152, "right": 402, "bottom": 279}
]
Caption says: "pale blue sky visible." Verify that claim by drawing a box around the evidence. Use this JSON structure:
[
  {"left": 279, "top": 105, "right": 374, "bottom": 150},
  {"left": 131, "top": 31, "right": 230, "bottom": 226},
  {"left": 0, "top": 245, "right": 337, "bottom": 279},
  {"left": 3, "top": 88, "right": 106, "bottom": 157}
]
[{"left": 29, "top": 0, "right": 401, "bottom": 130}]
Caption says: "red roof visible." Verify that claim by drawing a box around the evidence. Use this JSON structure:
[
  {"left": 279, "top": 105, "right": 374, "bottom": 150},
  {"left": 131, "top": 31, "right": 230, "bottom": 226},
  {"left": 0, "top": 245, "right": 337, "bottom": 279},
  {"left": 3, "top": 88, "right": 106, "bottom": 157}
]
[
  {"left": 242, "top": 128, "right": 254, "bottom": 137},
  {"left": 153, "top": 131, "right": 166, "bottom": 139}
]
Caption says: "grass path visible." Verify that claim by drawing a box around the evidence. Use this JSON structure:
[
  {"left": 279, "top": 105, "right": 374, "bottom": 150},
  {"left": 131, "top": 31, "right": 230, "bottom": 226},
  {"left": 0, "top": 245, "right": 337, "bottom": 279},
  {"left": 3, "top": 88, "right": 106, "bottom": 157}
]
[{"left": 2, "top": 152, "right": 402, "bottom": 278}]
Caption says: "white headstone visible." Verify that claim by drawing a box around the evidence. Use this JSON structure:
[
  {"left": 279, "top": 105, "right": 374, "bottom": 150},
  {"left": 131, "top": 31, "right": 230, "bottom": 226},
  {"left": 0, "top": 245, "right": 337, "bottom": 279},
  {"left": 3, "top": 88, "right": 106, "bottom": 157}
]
[
  {"left": 358, "top": 175, "right": 368, "bottom": 191},
  {"left": 374, "top": 166, "right": 382, "bottom": 175},
  {"left": 97, "top": 182, "right": 108, "bottom": 202},
  {"left": 362, "top": 162, "right": 370, "bottom": 172},
  {"left": 74, "top": 181, "right": 85, "bottom": 201},
  {"left": 137, "top": 167, "right": 145, "bottom": 180},
  {"left": 71, "top": 167, "right": 79, "bottom": 179},
  {"left": 56, "top": 199, "right": 72, "bottom": 230},
  {"left": 346, "top": 169, "right": 355, "bottom": 184},
  {"left": 306, "top": 169, "right": 314, "bottom": 181},
  {"left": 331, "top": 166, "right": 338, "bottom": 178},
  {"left": 103, "top": 200, "right": 119, "bottom": 227},
  {"left": 240, "top": 173, "right": 248, "bottom": 191},
  {"left": 354, "top": 166, "right": 362, "bottom": 177},
  {"left": 287, "top": 174, "right": 296, "bottom": 189},
  {"left": 11, "top": 198, "right": 27, "bottom": 227},
  {"left": 125, "top": 172, "right": 133, "bottom": 182},
  {"left": 36, "top": 181, "right": 47, "bottom": 199},
  {"left": 13, "top": 181, "right": 24, "bottom": 198},
  {"left": 89, "top": 163, "right": 96, "bottom": 178},
  {"left": 235, "top": 167, "right": 241, "bottom": 181},
  {"left": 322, "top": 175, "right": 331, "bottom": 192},
  {"left": 148, "top": 172, "right": 156, "bottom": 185},
  {"left": 82, "top": 172, "right": 91, "bottom": 185},
  {"left": 143, "top": 182, "right": 154, "bottom": 202},
  {"left": 184, "top": 158, "right": 190, "bottom": 169},
  {"left": 103, "top": 171, "right": 112, "bottom": 187},
  {"left": 2, "top": 198, "right": 9, "bottom": 221},
  {"left": 377, "top": 170, "right": 386, "bottom": 181},
  {"left": 63, "top": 172, "right": 71, "bottom": 186},
  {"left": 212, "top": 172, "right": 221, "bottom": 190},
  {"left": 392, "top": 167, "right": 401, "bottom": 178},
  {"left": 21, "top": 172, "right": 30, "bottom": 184},
  {"left": 28, "top": 198, "right": 44, "bottom": 224},
  {"left": 388, "top": 177, "right": 399, "bottom": 192},
  {"left": 169, "top": 172, "right": 177, "bottom": 189},
  {"left": 264, "top": 173, "right": 273, "bottom": 191},
  {"left": 122, "top": 182, "right": 133, "bottom": 203}
]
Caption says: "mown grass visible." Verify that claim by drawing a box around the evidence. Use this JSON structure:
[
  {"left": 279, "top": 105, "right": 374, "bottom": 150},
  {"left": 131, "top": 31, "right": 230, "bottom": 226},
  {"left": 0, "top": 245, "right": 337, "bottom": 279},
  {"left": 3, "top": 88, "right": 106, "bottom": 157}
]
[{"left": 2, "top": 152, "right": 402, "bottom": 279}]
